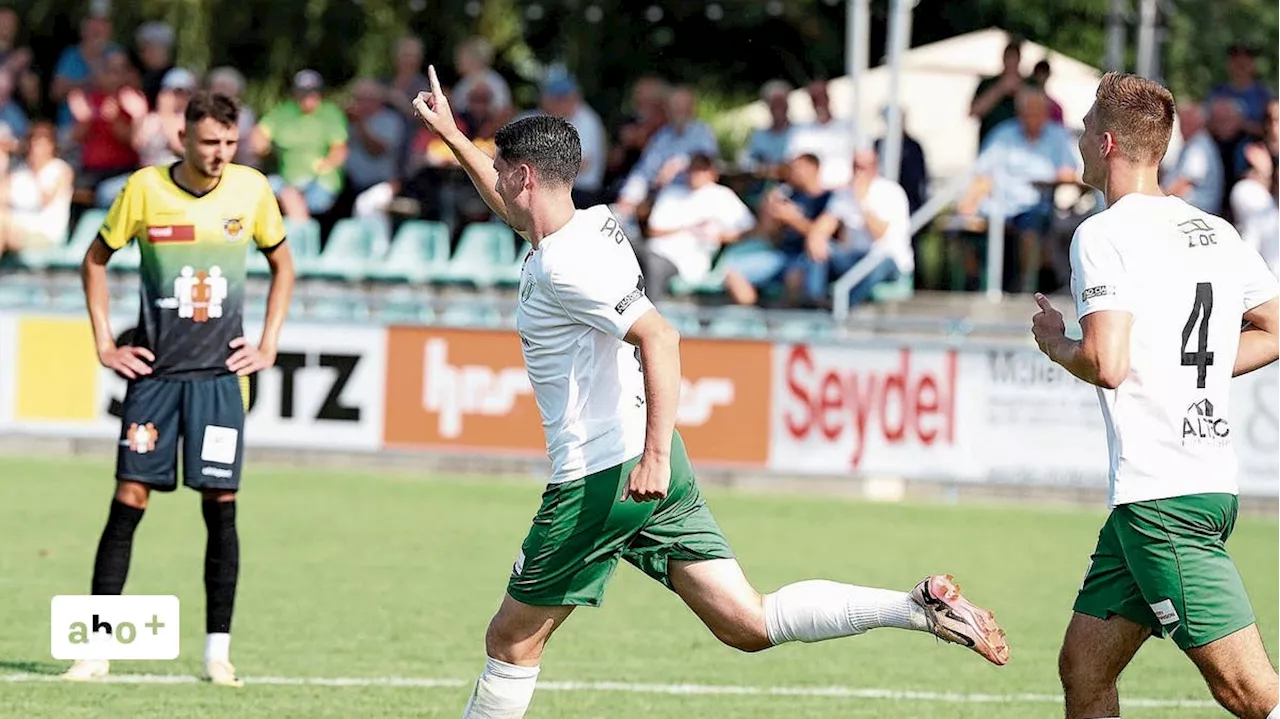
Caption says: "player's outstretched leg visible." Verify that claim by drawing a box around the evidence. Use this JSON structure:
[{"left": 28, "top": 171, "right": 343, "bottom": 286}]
[
  {"left": 201, "top": 490, "right": 242, "bottom": 687},
  {"left": 1187, "top": 625, "right": 1280, "bottom": 719},
  {"left": 461, "top": 594, "right": 574, "bottom": 719},
  {"left": 670, "top": 558, "right": 1010, "bottom": 665},
  {"left": 62, "top": 481, "right": 151, "bottom": 681}
]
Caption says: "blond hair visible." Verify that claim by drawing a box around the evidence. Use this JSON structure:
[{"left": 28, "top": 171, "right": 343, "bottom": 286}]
[{"left": 1093, "top": 71, "right": 1175, "bottom": 164}]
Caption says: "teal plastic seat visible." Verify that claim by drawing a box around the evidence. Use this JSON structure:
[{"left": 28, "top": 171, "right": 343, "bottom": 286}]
[
  {"left": 310, "top": 218, "right": 380, "bottom": 281},
  {"left": 247, "top": 245, "right": 272, "bottom": 277},
  {"left": 493, "top": 241, "right": 533, "bottom": 287},
  {"left": 437, "top": 303, "right": 502, "bottom": 328},
  {"left": 870, "top": 271, "right": 915, "bottom": 303},
  {"left": 306, "top": 297, "right": 371, "bottom": 323},
  {"left": 378, "top": 299, "right": 436, "bottom": 325},
  {"left": 439, "top": 222, "right": 517, "bottom": 287},
  {"left": 367, "top": 221, "right": 452, "bottom": 284},
  {"left": 46, "top": 209, "right": 108, "bottom": 270},
  {"left": 704, "top": 306, "right": 769, "bottom": 338}
]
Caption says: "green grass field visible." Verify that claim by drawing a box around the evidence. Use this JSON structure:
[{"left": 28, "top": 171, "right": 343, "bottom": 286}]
[{"left": 1, "top": 454, "right": 1275, "bottom": 718}]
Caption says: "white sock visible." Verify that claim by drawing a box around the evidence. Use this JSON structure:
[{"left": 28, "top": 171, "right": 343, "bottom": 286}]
[
  {"left": 763, "top": 580, "right": 929, "bottom": 645},
  {"left": 461, "top": 656, "right": 540, "bottom": 719},
  {"left": 204, "top": 633, "right": 231, "bottom": 663}
]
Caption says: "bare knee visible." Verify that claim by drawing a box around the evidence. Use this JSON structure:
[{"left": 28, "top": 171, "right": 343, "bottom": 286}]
[
  {"left": 201, "top": 489, "right": 236, "bottom": 503},
  {"left": 1205, "top": 672, "right": 1278, "bottom": 719},
  {"left": 114, "top": 481, "right": 150, "bottom": 510},
  {"left": 1059, "top": 641, "right": 1114, "bottom": 698},
  {"left": 484, "top": 614, "right": 543, "bottom": 665},
  {"left": 706, "top": 598, "right": 771, "bottom": 653}
]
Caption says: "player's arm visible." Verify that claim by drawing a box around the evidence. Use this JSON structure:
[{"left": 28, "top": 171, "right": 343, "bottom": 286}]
[
  {"left": 82, "top": 180, "right": 153, "bottom": 379},
  {"left": 1034, "top": 225, "right": 1133, "bottom": 389},
  {"left": 230, "top": 180, "right": 297, "bottom": 376},
  {"left": 1234, "top": 243, "right": 1280, "bottom": 376},
  {"left": 412, "top": 65, "right": 509, "bottom": 225},
  {"left": 625, "top": 309, "right": 682, "bottom": 466}
]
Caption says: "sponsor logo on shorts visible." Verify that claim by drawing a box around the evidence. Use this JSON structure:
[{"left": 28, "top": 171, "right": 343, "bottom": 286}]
[
  {"left": 200, "top": 426, "right": 239, "bottom": 465},
  {"left": 511, "top": 548, "right": 525, "bottom": 577},
  {"left": 125, "top": 422, "right": 159, "bottom": 453},
  {"left": 1149, "top": 598, "right": 1180, "bottom": 626},
  {"left": 201, "top": 466, "right": 234, "bottom": 479},
  {"left": 1183, "top": 398, "right": 1230, "bottom": 446}
]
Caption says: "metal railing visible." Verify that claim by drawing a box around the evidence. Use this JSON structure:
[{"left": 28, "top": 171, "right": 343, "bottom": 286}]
[{"left": 831, "top": 169, "right": 1007, "bottom": 322}]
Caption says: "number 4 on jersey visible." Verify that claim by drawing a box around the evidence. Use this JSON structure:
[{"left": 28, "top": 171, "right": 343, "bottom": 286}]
[{"left": 1180, "top": 282, "right": 1215, "bottom": 389}]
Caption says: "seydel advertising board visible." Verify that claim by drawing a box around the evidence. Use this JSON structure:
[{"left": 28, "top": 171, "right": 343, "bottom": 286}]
[
  {"left": 0, "top": 312, "right": 384, "bottom": 450},
  {"left": 381, "top": 326, "right": 771, "bottom": 466}
]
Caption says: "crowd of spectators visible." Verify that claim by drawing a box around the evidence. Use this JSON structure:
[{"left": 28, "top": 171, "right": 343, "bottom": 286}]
[{"left": 0, "top": 8, "right": 1275, "bottom": 310}]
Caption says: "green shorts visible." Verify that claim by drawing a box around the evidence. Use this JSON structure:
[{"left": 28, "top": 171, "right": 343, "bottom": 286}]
[
  {"left": 507, "top": 432, "right": 735, "bottom": 607},
  {"left": 1074, "top": 493, "right": 1255, "bottom": 650}
]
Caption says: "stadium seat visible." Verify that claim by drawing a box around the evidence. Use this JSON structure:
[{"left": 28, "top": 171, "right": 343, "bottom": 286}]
[
  {"left": 309, "top": 218, "right": 381, "bottom": 281},
  {"left": 247, "top": 245, "right": 272, "bottom": 277},
  {"left": 280, "top": 217, "right": 323, "bottom": 276},
  {"left": 493, "top": 241, "right": 533, "bottom": 287},
  {"left": 871, "top": 271, "right": 915, "bottom": 303},
  {"left": 306, "top": 296, "right": 372, "bottom": 323},
  {"left": 438, "top": 222, "right": 517, "bottom": 287},
  {"left": 45, "top": 209, "right": 108, "bottom": 270},
  {"left": 437, "top": 303, "right": 503, "bottom": 328},
  {"left": 704, "top": 306, "right": 769, "bottom": 338},
  {"left": 366, "top": 221, "right": 452, "bottom": 284},
  {"left": 669, "top": 237, "right": 774, "bottom": 296},
  {"left": 377, "top": 298, "right": 436, "bottom": 325}
]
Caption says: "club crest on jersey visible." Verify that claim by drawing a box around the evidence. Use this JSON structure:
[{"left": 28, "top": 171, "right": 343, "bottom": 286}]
[
  {"left": 520, "top": 274, "right": 537, "bottom": 303},
  {"left": 223, "top": 217, "right": 245, "bottom": 241},
  {"left": 155, "top": 265, "right": 227, "bottom": 323},
  {"left": 125, "top": 422, "right": 159, "bottom": 453}
]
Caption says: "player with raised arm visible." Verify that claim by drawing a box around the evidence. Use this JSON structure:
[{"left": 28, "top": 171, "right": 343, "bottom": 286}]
[
  {"left": 1033, "top": 72, "right": 1280, "bottom": 719},
  {"left": 412, "top": 65, "right": 1009, "bottom": 719},
  {"left": 62, "top": 91, "right": 295, "bottom": 687}
]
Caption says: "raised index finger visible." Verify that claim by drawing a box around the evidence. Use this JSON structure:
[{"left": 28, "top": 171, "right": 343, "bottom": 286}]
[{"left": 427, "top": 64, "right": 442, "bottom": 97}]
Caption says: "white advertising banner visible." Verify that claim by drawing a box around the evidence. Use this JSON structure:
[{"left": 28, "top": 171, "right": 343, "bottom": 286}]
[
  {"left": 769, "top": 343, "right": 976, "bottom": 478},
  {"left": 0, "top": 312, "right": 384, "bottom": 451}
]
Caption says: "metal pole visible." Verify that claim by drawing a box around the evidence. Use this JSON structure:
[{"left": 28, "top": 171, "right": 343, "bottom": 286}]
[
  {"left": 847, "top": 0, "right": 870, "bottom": 145},
  {"left": 985, "top": 193, "right": 1005, "bottom": 302},
  {"left": 882, "top": 0, "right": 914, "bottom": 183},
  {"left": 1105, "top": 0, "right": 1128, "bottom": 72},
  {"left": 1136, "top": 0, "right": 1157, "bottom": 78}
]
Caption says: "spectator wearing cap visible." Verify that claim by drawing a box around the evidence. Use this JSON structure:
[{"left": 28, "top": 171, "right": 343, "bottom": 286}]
[
  {"left": 253, "top": 69, "right": 349, "bottom": 221},
  {"left": 95, "top": 67, "right": 195, "bottom": 207},
  {"left": 134, "top": 21, "right": 175, "bottom": 107},
  {"left": 1208, "top": 44, "right": 1276, "bottom": 138},
  {"left": 739, "top": 80, "right": 793, "bottom": 181},
  {"left": 640, "top": 153, "right": 755, "bottom": 299},
  {"left": 539, "top": 69, "right": 606, "bottom": 206},
  {"left": 52, "top": 11, "right": 121, "bottom": 131},
  {"left": 207, "top": 66, "right": 256, "bottom": 166}
]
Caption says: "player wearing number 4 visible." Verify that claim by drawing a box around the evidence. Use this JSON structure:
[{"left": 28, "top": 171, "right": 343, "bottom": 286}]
[
  {"left": 1033, "top": 72, "right": 1279, "bottom": 719},
  {"left": 61, "top": 92, "right": 296, "bottom": 687},
  {"left": 412, "top": 64, "right": 1009, "bottom": 719}
]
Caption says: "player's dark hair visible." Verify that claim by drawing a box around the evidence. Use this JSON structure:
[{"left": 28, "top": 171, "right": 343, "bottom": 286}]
[
  {"left": 494, "top": 115, "right": 582, "bottom": 188},
  {"left": 688, "top": 153, "right": 717, "bottom": 173},
  {"left": 185, "top": 90, "right": 240, "bottom": 127}
]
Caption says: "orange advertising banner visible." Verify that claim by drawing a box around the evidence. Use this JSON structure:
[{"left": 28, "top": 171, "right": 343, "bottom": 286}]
[{"left": 382, "top": 327, "right": 770, "bottom": 467}]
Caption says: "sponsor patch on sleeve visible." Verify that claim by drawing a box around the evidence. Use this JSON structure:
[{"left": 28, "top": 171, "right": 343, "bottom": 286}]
[
  {"left": 615, "top": 288, "right": 643, "bottom": 315},
  {"left": 1081, "top": 285, "right": 1113, "bottom": 303}
]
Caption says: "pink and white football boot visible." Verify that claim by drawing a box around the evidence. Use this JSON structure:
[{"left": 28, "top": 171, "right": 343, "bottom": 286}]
[{"left": 910, "top": 574, "right": 1010, "bottom": 666}]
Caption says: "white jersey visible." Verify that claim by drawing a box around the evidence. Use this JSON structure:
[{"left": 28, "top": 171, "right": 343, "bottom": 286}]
[
  {"left": 1070, "top": 193, "right": 1279, "bottom": 507},
  {"left": 516, "top": 205, "right": 655, "bottom": 484}
]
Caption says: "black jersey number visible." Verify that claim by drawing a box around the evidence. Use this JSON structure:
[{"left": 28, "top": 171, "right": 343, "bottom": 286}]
[{"left": 1180, "top": 282, "right": 1215, "bottom": 389}]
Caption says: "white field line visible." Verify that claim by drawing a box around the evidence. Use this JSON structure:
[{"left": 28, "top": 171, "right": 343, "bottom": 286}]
[{"left": 0, "top": 672, "right": 1217, "bottom": 709}]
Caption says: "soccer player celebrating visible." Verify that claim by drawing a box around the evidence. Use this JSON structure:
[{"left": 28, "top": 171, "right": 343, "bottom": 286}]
[
  {"left": 61, "top": 91, "right": 295, "bottom": 687},
  {"left": 1033, "top": 72, "right": 1279, "bottom": 719},
  {"left": 412, "top": 65, "right": 1009, "bottom": 719}
]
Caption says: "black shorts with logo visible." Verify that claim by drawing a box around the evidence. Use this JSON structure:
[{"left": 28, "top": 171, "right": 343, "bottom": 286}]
[{"left": 116, "top": 374, "right": 248, "bottom": 492}]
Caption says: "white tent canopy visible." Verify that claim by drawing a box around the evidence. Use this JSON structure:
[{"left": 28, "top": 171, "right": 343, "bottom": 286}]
[{"left": 725, "top": 28, "right": 1107, "bottom": 181}]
